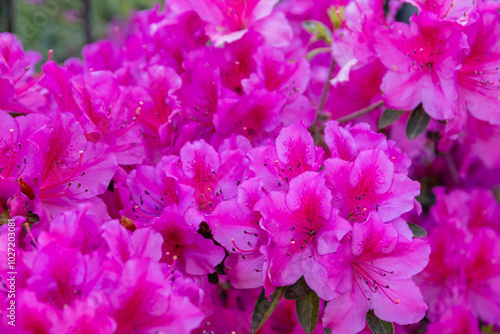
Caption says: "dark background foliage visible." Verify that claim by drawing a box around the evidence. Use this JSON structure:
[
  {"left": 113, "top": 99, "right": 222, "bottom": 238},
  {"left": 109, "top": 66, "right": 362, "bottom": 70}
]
[{"left": 0, "top": 0, "right": 160, "bottom": 63}]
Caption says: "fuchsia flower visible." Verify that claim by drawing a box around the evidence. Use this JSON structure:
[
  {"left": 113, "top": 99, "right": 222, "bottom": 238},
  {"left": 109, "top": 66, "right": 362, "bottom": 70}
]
[
  {"left": 33, "top": 112, "right": 118, "bottom": 223},
  {"left": 163, "top": 139, "right": 249, "bottom": 216},
  {"left": 70, "top": 70, "right": 149, "bottom": 165},
  {"left": 126, "top": 156, "right": 195, "bottom": 224},
  {"left": 150, "top": 205, "right": 225, "bottom": 276},
  {"left": 426, "top": 305, "right": 480, "bottom": 334},
  {"left": 323, "top": 121, "right": 419, "bottom": 227},
  {"left": 37, "top": 208, "right": 105, "bottom": 254},
  {"left": 256, "top": 171, "right": 351, "bottom": 295},
  {"left": 170, "top": 0, "right": 293, "bottom": 46},
  {"left": 431, "top": 187, "right": 500, "bottom": 234},
  {"left": 51, "top": 297, "right": 117, "bottom": 334},
  {"left": 415, "top": 186, "right": 500, "bottom": 328},
  {"left": 214, "top": 89, "right": 285, "bottom": 145},
  {"left": 375, "top": 11, "right": 469, "bottom": 120},
  {"left": 110, "top": 259, "right": 204, "bottom": 334},
  {"left": 26, "top": 243, "right": 87, "bottom": 308},
  {"left": 175, "top": 48, "right": 238, "bottom": 136},
  {"left": 417, "top": 225, "right": 500, "bottom": 326},
  {"left": 209, "top": 178, "right": 268, "bottom": 288},
  {"left": 0, "top": 33, "right": 46, "bottom": 114},
  {"left": 7, "top": 2, "right": 493, "bottom": 333},
  {"left": 0, "top": 111, "right": 50, "bottom": 184},
  {"left": 2, "top": 291, "right": 58, "bottom": 333},
  {"left": 404, "top": 0, "right": 483, "bottom": 24},
  {"left": 452, "top": 8, "right": 500, "bottom": 133},
  {"left": 321, "top": 213, "right": 430, "bottom": 333},
  {"left": 101, "top": 220, "right": 163, "bottom": 267},
  {"left": 248, "top": 121, "right": 324, "bottom": 192}
]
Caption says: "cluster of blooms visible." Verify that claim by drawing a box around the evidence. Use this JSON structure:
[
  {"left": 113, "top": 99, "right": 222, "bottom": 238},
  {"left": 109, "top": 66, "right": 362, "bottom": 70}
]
[
  {"left": 414, "top": 188, "right": 500, "bottom": 333},
  {"left": 0, "top": 0, "right": 499, "bottom": 333}
]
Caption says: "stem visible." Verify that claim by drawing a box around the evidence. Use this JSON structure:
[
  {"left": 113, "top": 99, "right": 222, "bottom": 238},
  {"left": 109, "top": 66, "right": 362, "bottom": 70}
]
[
  {"left": 445, "top": 153, "right": 459, "bottom": 186},
  {"left": 308, "top": 57, "right": 335, "bottom": 150},
  {"left": 82, "top": 0, "right": 92, "bottom": 44},
  {"left": 317, "top": 58, "right": 336, "bottom": 114},
  {"left": 6, "top": 0, "right": 14, "bottom": 32},
  {"left": 306, "top": 47, "right": 331, "bottom": 61},
  {"left": 336, "top": 100, "right": 384, "bottom": 124}
]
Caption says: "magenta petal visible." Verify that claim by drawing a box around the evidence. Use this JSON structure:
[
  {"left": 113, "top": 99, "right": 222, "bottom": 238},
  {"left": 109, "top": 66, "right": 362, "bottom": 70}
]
[
  {"left": 324, "top": 121, "right": 359, "bottom": 161},
  {"left": 323, "top": 287, "right": 371, "bottom": 334},
  {"left": 224, "top": 251, "right": 265, "bottom": 289},
  {"left": 351, "top": 214, "right": 398, "bottom": 257},
  {"left": 381, "top": 71, "right": 423, "bottom": 111},
  {"left": 302, "top": 259, "right": 340, "bottom": 301},
  {"left": 275, "top": 121, "right": 316, "bottom": 168},
  {"left": 374, "top": 238, "right": 431, "bottom": 280},
  {"left": 253, "top": 11, "right": 293, "bottom": 47},
  {"left": 182, "top": 234, "right": 226, "bottom": 276},
  {"left": 350, "top": 149, "right": 394, "bottom": 195},
  {"left": 285, "top": 172, "right": 332, "bottom": 215},
  {"left": 377, "top": 174, "right": 421, "bottom": 222},
  {"left": 180, "top": 140, "right": 220, "bottom": 179},
  {"left": 371, "top": 279, "right": 428, "bottom": 325}
]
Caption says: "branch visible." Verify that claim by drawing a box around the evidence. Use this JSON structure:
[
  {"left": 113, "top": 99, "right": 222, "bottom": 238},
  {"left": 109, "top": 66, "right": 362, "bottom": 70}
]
[
  {"left": 6, "top": 0, "right": 14, "bottom": 32},
  {"left": 82, "top": 0, "right": 92, "bottom": 44},
  {"left": 336, "top": 100, "right": 384, "bottom": 124},
  {"left": 317, "top": 58, "right": 336, "bottom": 114},
  {"left": 309, "top": 58, "right": 336, "bottom": 149}
]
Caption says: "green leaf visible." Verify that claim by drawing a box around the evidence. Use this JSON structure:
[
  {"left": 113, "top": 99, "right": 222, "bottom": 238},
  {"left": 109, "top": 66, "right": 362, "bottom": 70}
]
[
  {"left": 284, "top": 276, "right": 313, "bottom": 300},
  {"left": 407, "top": 222, "right": 427, "bottom": 238},
  {"left": 302, "top": 20, "right": 333, "bottom": 44},
  {"left": 251, "top": 287, "right": 286, "bottom": 334},
  {"left": 324, "top": 328, "right": 332, "bottom": 334},
  {"left": 327, "top": 6, "right": 345, "bottom": 30},
  {"left": 406, "top": 104, "right": 430, "bottom": 140},
  {"left": 295, "top": 291, "right": 320, "bottom": 334},
  {"left": 366, "top": 310, "right": 395, "bottom": 334},
  {"left": 378, "top": 109, "right": 406, "bottom": 129}
]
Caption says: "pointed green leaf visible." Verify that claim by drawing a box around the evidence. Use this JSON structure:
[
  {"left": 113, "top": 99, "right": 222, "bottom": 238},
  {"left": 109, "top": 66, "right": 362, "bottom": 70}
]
[
  {"left": 295, "top": 291, "right": 320, "bottom": 334},
  {"left": 284, "top": 276, "right": 313, "bottom": 300},
  {"left": 406, "top": 104, "right": 430, "bottom": 140},
  {"left": 366, "top": 310, "right": 395, "bottom": 334},
  {"left": 251, "top": 287, "right": 286, "bottom": 334},
  {"left": 302, "top": 20, "right": 333, "bottom": 44},
  {"left": 407, "top": 222, "right": 427, "bottom": 238},
  {"left": 378, "top": 109, "right": 406, "bottom": 129}
]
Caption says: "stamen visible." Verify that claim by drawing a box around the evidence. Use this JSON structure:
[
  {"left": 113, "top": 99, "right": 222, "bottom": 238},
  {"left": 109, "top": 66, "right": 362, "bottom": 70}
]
[
  {"left": 41, "top": 151, "right": 84, "bottom": 192},
  {"left": 15, "top": 50, "right": 53, "bottom": 95},
  {"left": 231, "top": 238, "right": 259, "bottom": 253},
  {"left": 133, "top": 206, "right": 156, "bottom": 219},
  {"left": 275, "top": 160, "right": 288, "bottom": 183},
  {"left": 24, "top": 222, "right": 39, "bottom": 250},
  {"left": 114, "top": 103, "right": 142, "bottom": 137}
]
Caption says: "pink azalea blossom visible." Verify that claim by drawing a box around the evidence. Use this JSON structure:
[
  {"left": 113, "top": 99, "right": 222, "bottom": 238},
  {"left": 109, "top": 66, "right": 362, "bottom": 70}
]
[
  {"left": 110, "top": 259, "right": 204, "bottom": 333},
  {"left": 451, "top": 8, "right": 500, "bottom": 133},
  {"left": 323, "top": 121, "right": 419, "bottom": 224},
  {"left": 256, "top": 171, "right": 351, "bottom": 296},
  {"left": 170, "top": 0, "right": 293, "bottom": 46},
  {"left": 150, "top": 205, "right": 225, "bottom": 276},
  {"left": 208, "top": 178, "right": 268, "bottom": 288},
  {"left": 375, "top": 12, "right": 469, "bottom": 120},
  {"left": 321, "top": 213, "right": 430, "bottom": 333},
  {"left": 248, "top": 121, "right": 324, "bottom": 193},
  {"left": 163, "top": 139, "right": 249, "bottom": 216}
]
